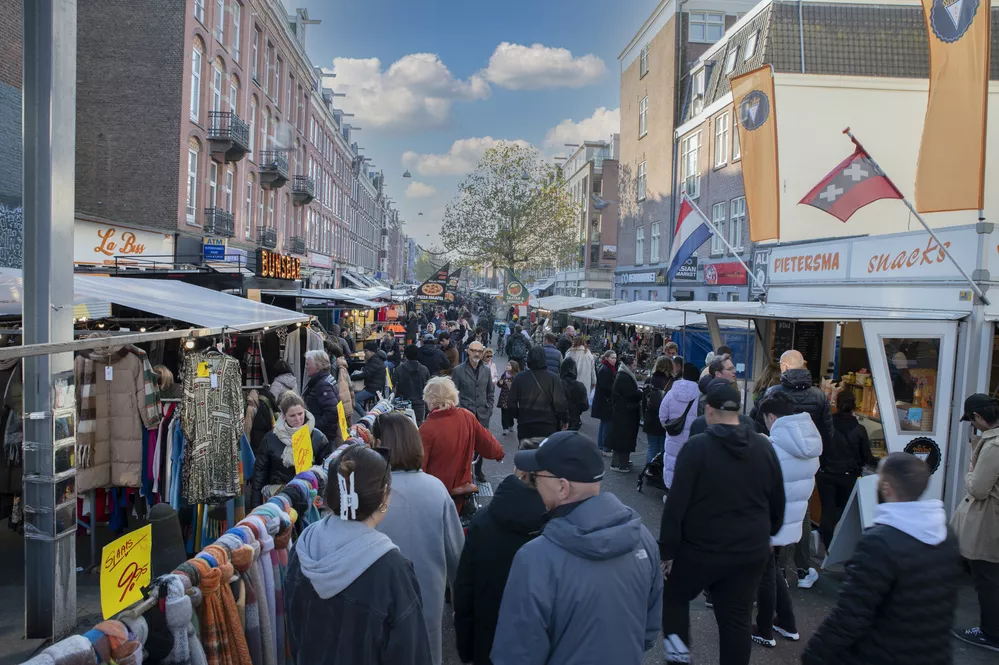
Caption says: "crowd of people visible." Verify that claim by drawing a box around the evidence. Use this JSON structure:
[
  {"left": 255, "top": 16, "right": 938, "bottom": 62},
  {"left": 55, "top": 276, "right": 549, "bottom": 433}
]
[{"left": 235, "top": 301, "right": 999, "bottom": 665}]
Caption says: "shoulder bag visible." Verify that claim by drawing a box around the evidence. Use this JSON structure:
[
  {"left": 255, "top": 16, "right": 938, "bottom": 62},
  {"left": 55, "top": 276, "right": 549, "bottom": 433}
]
[{"left": 664, "top": 399, "right": 695, "bottom": 436}]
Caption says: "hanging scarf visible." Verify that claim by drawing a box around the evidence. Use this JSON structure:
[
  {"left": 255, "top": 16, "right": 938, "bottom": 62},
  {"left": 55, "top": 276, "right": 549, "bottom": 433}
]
[{"left": 272, "top": 413, "right": 316, "bottom": 469}]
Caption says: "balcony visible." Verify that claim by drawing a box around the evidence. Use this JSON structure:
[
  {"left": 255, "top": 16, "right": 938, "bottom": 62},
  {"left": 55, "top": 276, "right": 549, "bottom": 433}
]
[
  {"left": 292, "top": 175, "right": 316, "bottom": 205},
  {"left": 208, "top": 111, "right": 250, "bottom": 163},
  {"left": 287, "top": 236, "right": 306, "bottom": 256},
  {"left": 257, "top": 225, "right": 277, "bottom": 249},
  {"left": 204, "top": 208, "right": 235, "bottom": 238},
  {"left": 258, "top": 150, "right": 289, "bottom": 189}
]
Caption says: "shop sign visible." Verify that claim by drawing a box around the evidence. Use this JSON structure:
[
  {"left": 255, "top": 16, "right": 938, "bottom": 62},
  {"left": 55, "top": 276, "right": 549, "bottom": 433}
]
[
  {"left": 848, "top": 231, "right": 978, "bottom": 281},
  {"left": 674, "top": 258, "right": 698, "bottom": 281},
  {"left": 202, "top": 237, "right": 227, "bottom": 261},
  {"left": 75, "top": 219, "right": 174, "bottom": 266},
  {"left": 257, "top": 248, "right": 302, "bottom": 280},
  {"left": 751, "top": 248, "right": 770, "bottom": 297},
  {"left": 308, "top": 252, "right": 332, "bottom": 269},
  {"left": 704, "top": 262, "right": 747, "bottom": 286},
  {"left": 618, "top": 271, "right": 658, "bottom": 284},
  {"left": 768, "top": 244, "right": 847, "bottom": 283}
]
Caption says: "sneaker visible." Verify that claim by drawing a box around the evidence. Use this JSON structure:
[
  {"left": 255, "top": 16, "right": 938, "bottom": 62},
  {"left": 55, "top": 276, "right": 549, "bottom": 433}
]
[
  {"left": 798, "top": 567, "right": 819, "bottom": 589},
  {"left": 610, "top": 464, "right": 631, "bottom": 473},
  {"left": 600, "top": 449, "right": 613, "bottom": 458},
  {"left": 751, "top": 628, "right": 776, "bottom": 649},
  {"left": 773, "top": 623, "right": 800, "bottom": 641},
  {"left": 703, "top": 593, "right": 713, "bottom": 609},
  {"left": 663, "top": 634, "right": 691, "bottom": 664},
  {"left": 953, "top": 627, "right": 999, "bottom": 653}
]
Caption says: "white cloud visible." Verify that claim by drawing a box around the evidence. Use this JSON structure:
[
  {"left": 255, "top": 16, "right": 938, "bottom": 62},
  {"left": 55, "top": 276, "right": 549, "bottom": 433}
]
[
  {"left": 543, "top": 107, "right": 620, "bottom": 150},
  {"left": 402, "top": 137, "right": 532, "bottom": 176},
  {"left": 482, "top": 42, "right": 606, "bottom": 90},
  {"left": 325, "top": 54, "right": 490, "bottom": 130},
  {"left": 405, "top": 181, "right": 437, "bottom": 199}
]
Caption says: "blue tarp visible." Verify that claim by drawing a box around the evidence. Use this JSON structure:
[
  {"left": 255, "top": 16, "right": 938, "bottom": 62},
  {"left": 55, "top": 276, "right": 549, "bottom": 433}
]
[{"left": 670, "top": 325, "right": 756, "bottom": 380}]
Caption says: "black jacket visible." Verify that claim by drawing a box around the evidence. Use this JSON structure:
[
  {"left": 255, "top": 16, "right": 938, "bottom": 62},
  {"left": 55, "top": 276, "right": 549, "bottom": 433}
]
[
  {"left": 302, "top": 370, "right": 342, "bottom": 445},
  {"left": 688, "top": 413, "right": 754, "bottom": 438},
  {"left": 380, "top": 335, "right": 401, "bottom": 365},
  {"left": 358, "top": 352, "right": 387, "bottom": 394},
  {"left": 505, "top": 333, "right": 531, "bottom": 363},
  {"left": 822, "top": 412, "right": 876, "bottom": 476},
  {"left": 506, "top": 347, "right": 568, "bottom": 438},
  {"left": 405, "top": 318, "right": 420, "bottom": 341},
  {"left": 752, "top": 368, "right": 834, "bottom": 448},
  {"left": 340, "top": 334, "right": 356, "bottom": 354},
  {"left": 802, "top": 526, "right": 962, "bottom": 665},
  {"left": 559, "top": 358, "right": 589, "bottom": 431},
  {"left": 591, "top": 361, "right": 616, "bottom": 421},
  {"left": 453, "top": 476, "right": 547, "bottom": 665},
  {"left": 609, "top": 368, "right": 642, "bottom": 454},
  {"left": 251, "top": 427, "right": 331, "bottom": 501},
  {"left": 556, "top": 334, "right": 572, "bottom": 357},
  {"left": 642, "top": 373, "right": 669, "bottom": 436},
  {"left": 659, "top": 421, "right": 785, "bottom": 561},
  {"left": 392, "top": 360, "right": 430, "bottom": 413},
  {"left": 286, "top": 547, "right": 432, "bottom": 665},
  {"left": 417, "top": 343, "right": 451, "bottom": 376},
  {"left": 249, "top": 392, "right": 276, "bottom": 456}
]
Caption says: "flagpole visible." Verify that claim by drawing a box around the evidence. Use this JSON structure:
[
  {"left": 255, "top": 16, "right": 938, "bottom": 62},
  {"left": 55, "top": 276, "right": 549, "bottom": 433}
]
[
  {"left": 843, "top": 128, "right": 990, "bottom": 306},
  {"left": 684, "top": 195, "right": 766, "bottom": 294}
]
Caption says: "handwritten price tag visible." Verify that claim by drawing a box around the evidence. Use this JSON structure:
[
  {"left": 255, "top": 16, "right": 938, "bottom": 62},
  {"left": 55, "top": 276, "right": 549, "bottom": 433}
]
[
  {"left": 336, "top": 401, "right": 349, "bottom": 442},
  {"left": 100, "top": 524, "right": 152, "bottom": 619},
  {"left": 292, "top": 425, "right": 313, "bottom": 473}
]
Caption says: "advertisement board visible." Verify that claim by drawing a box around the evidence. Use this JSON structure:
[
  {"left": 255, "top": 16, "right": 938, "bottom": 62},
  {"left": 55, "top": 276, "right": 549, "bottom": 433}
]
[
  {"left": 75, "top": 220, "right": 174, "bottom": 266},
  {"left": 704, "top": 261, "right": 747, "bottom": 286}
]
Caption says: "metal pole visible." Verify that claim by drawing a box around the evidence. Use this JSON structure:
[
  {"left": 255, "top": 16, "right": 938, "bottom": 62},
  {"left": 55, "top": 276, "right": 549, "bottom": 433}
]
[
  {"left": 684, "top": 195, "right": 765, "bottom": 293},
  {"left": 22, "top": 0, "right": 77, "bottom": 640}
]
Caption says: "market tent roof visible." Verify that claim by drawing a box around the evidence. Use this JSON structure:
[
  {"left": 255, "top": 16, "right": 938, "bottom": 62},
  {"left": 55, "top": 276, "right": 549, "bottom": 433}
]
[
  {"left": 73, "top": 276, "right": 309, "bottom": 330},
  {"left": 530, "top": 277, "right": 555, "bottom": 294},
  {"left": 615, "top": 308, "right": 708, "bottom": 328},
  {"left": 574, "top": 300, "right": 665, "bottom": 322},
  {"left": 536, "top": 295, "right": 614, "bottom": 312},
  {"left": 473, "top": 287, "right": 500, "bottom": 296},
  {"left": 664, "top": 301, "right": 968, "bottom": 322},
  {"left": 299, "top": 289, "right": 383, "bottom": 309},
  {"left": 0, "top": 269, "right": 112, "bottom": 319}
]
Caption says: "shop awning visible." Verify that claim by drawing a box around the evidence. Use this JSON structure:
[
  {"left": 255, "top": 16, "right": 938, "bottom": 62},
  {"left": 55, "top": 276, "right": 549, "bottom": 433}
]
[
  {"left": 473, "top": 287, "right": 501, "bottom": 296},
  {"left": 296, "top": 289, "right": 383, "bottom": 309},
  {"left": 574, "top": 300, "right": 665, "bottom": 322},
  {"left": 536, "top": 295, "right": 614, "bottom": 312},
  {"left": 615, "top": 309, "right": 708, "bottom": 328},
  {"left": 73, "top": 276, "right": 309, "bottom": 330},
  {"left": 0, "top": 269, "right": 113, "bottom": 320},
  {"left": 664, "top": 301, "right": 968, "bottom": 322},
  {"left": 530, "top": 277, "right": 556, "bottom": 294}
]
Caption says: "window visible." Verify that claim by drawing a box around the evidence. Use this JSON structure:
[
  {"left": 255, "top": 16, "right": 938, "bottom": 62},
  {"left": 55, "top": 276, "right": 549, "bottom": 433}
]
[
  {"left": 637, "top": 161, "right": 647, "bottom": 201},
  {"left": 186, "top": 147, "right": 199, "bottom": 223},
  {"left": 190, "top": 46, "right": 203, "bottom": 121},
  {"left": 245, "top": 175, "right": 253, "bottom": 238},
  {"left": 224, "top": 167, "right": 234, "bottom": 212},
  {"left": 229, "top": 79, "right": 237, "bottom": 113},
  {"left": 286, "top": 75, "right": 292, "bottom": 115},
  {"left": 258, "top": 185, "right": 264, "bottom": 227},
  {"left": 744, "top": 31, "right": 759, "bottom": 61},
  {"left": 714, "top": 112, "right": 729, "bottom": 167},
  {"left": 711, "top": 202, "right": 726, "bottom": 254},
  {"left": 268, "top": 190, "right": 275, "bottom": 227},
  {"left": 681, "top": 132, "right": 701, "bottom": 199},
  {"left": 274, "top": 58, "right": 282, "bottom": 105},
  {"left": 639, "top": 44, "right": 649, "bottom": 78},
  {"left": 692, "top": 68, "right": 705, "bottom": 114},
  {"left": 729, "top": 196, "right": 745, "bottom": 252},
  {"left": 194, "top": 0, "right": 204, "bottom": 23},
  {"left": 725, "top": 47, "right": 739, "bottom": 74},
  {"left": 727, "top": 292, "right": 740, "bottom": 301},
  {"left": 639, "top": 96, "right": 648, "bottom": 138},
  {"left": 248, "top": 99, "right": 256, "bottom": 157},
  {"left": 208, "top": 161, "right": 218, "bottom": 209},
  {"left": 215, "top": 0, "right": 224, "bottom": 43},
  {"left": 708, "top": 291, "right": 719, "bottom": 301},
  {"left": 732, "top": 116, "right": 741, "bottom": 160},
  {"left": 211, "top": 64, "right": 223, "bottom": 115},
  {"left": 264, "top": 45, "right": 270, "bottom": 94},
  {"left": 252, "top": 28, "right": 259, "bottom": 80},
  {"left": 881, "top": 338, "right": 941, "bottom": 432},
  {"left": 636, "top": 227, "right": 645, "bottom": 265},
  {"left": 650, "top": 221, "right": 661, "bottom": 263},
  {"left": 232, "top": 3, "right": 240, "bottom": 61},
  {"left": 689, "top": 12, "right": 724, "bottom": 43},
  {"left": 634, "top": 289, "right": 641, "bottom": 301}
]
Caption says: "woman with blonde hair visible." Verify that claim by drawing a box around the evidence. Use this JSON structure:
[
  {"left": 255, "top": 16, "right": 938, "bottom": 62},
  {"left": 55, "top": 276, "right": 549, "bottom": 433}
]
[{"left": 566, "top": 336, "right": 597, "bottom": 396}]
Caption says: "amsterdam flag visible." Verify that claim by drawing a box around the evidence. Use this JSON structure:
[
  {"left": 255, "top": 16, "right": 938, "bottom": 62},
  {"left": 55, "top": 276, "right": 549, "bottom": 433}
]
[
  {"left": 415, "top": 263, "right": 450, "bottom": 302},
  {"left": 914, "top": 0, "right": 990, "bottom": 212},
  {"left": 730, "top": 66, "right": 780, "bottom": 242},
  {"left": 799, "top": 143, "right": 903, "bottom": 222}
]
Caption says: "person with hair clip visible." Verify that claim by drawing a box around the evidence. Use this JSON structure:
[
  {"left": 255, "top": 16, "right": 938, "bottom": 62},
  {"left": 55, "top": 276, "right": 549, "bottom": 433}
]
[
  {"left": 375, "top": 413, "right": 464, "bottom": 665},
  {"left": 285, "top": 444, "right": 433, "bottom": 665}
]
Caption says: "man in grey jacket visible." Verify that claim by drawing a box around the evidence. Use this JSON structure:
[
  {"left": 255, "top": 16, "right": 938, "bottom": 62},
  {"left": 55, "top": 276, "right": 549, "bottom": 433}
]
[
  {"left": 491, "top": 431, "right": 663, "bottom": 665},
  {"left": 450, "top": 341, "right": 494, "bottom": 429}
]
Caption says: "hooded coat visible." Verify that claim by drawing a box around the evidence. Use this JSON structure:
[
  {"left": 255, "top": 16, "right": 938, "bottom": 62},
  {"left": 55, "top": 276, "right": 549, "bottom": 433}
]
[
  {"left": 658, "top": 379, "right": 701, "bottom": 489},
  {"left": 506, "top": 347, "right": 569, "bottom": 439},
  {"left": 417, "top": 342, "right": 451, "bottom": 376},
  {"left": 754, "top": 368, "right": 834, "bottom": 448},
  {"left": 301, "top": 369, "right": 342, "bottom": 445},
  {"left": 823, "top": 411, "right": 876, "bottom": 476},
  {"left": 591, "top": 359, "right": 616, "bottom": 421},
  {"left": 286, "top": 516, "right": 433, "bottom": 665},
  {"left": 609, "top": 365, "right": 642, "bottom": 454},
  {"left": 358, "top": 351, "right": 387, "bottom": 394},
  {"left": 250, "top": 413, "right": 330, "bottom": 503},
  {"left": 269, "top": 373, "right": 298, "bottom": 405},
  {"left": 802, "top": 500, "right": 962, "bottom": 665},
  {"left": 453, "top": 476, "right": 548, "bottom": 665},
  {"left": 393, "top": 360, "right": 431, "bottom": 417},
  {"left": 490, "top": 493, "right": 663, "bottom": 665},
  {"left": 768, "top": 413, "right": 822, "bottom": 546},
  {"left": 559, "top": 358, "right": 590, "bottom": 432}
]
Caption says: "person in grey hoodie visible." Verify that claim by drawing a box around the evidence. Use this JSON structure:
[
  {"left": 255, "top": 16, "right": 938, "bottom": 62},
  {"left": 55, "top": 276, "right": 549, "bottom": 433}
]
[
  {"left": 285, "top": 444, "right": 433, "bottom": 665},
  {"left": 491, "top": 432, "right": 662, "bottom": 665}
]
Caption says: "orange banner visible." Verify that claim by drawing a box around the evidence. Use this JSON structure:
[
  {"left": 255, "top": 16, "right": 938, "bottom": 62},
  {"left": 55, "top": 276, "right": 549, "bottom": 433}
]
[
  {"left": 730, "top": 66, "right": 780, "bottom": 242},
  {"left": 914, "top": 0, "right": 990, "bottom": 213}
]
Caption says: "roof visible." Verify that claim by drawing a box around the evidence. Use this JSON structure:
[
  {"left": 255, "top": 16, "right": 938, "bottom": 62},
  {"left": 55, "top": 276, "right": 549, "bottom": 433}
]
[
  {"left": 574, "top": 300, "right": 667, "bottom": 322},
  {"left": 664, "top": 300, "right": 967, "bottom": 321},
  {"left": 616, "top": 308, "right": 708, "bottom": 328},
  {"left": 535, "top": 295, "right": 614, "bottom": 312},
  {"left": 258, "top": 288, "right": 384, "bottom": 309},
  {"left": 0, "top": 270, "right": 111, "bottom": 320}
]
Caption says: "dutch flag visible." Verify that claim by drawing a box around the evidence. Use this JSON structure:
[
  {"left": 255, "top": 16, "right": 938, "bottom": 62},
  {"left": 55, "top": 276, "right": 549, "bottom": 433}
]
[{"left": 667, "top": 195, "right": 714, "bottom": 280}]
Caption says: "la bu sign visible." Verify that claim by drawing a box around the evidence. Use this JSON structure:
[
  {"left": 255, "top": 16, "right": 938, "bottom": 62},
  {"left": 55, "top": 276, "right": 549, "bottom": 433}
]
[{"left": 258, "top": 249, "right": 301, "bottom": 280}]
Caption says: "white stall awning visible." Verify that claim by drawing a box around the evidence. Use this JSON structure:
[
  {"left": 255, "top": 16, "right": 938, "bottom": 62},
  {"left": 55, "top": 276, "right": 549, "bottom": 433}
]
[
  {"left": 664, "top": 301, "right": 968, "bottom": 322},
  {"left": 574, "top": 300, "right": 665, "bottom": 322},
  {"left": 615, "top": 309, "right": 708, "bottom": 328},
  {"left": 536, "top": 295, "right": 614, "bottom": 312},
  {"left": 0, "top": 269, "right": 112, "bottom": 319}
]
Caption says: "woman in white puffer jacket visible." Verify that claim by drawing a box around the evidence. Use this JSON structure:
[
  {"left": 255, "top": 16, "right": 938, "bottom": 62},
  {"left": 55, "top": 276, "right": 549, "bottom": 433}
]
[{"left": 752, "top": 392, "right": 822, "bottom": 647}]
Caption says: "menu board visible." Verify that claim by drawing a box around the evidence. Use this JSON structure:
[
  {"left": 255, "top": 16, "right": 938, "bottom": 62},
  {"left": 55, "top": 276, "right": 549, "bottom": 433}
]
[
  {"left": 794, "top": 322, "right": 825, "bottom": 384},
  {"left": 771, "top": 320, "right": 795, "bottom": 360}
]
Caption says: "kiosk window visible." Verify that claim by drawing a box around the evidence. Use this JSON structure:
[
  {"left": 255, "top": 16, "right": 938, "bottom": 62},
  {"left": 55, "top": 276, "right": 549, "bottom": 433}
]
[{"left": 882, "top": 337, "right": 940, "bottom": 433}]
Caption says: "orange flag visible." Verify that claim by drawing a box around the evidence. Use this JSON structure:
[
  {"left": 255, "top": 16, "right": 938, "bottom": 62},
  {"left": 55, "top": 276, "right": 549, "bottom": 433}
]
[
  {"left": 730, "top": 66, "right": 780, "bottom": 242},
  {"left": 914, "top": 0, "right": 991, "bottom": 213}
]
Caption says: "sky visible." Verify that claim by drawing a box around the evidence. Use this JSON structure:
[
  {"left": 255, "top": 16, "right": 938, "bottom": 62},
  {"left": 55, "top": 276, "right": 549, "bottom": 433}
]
[{"left": 283, "top": 0, "right": 660, "bottom": 248}]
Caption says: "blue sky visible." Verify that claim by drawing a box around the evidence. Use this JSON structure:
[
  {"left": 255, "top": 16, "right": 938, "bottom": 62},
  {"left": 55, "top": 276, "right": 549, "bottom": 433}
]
[{"left": 284, "top": 0, "right": 660, "bottom": 246}]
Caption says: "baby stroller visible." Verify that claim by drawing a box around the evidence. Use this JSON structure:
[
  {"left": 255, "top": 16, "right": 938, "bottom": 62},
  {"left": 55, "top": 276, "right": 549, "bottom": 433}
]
[{"left": 636, "top": 452, "right": 668, "bottom": 493}]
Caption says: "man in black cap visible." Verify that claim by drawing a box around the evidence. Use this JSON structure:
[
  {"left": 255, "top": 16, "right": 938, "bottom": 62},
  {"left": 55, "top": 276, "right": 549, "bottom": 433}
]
[
  {"left": 659, "top": 381, "right": 785, "bottom": 665},
  {"left": 491, "top": 432, "right": 662, "bottom": 665}
]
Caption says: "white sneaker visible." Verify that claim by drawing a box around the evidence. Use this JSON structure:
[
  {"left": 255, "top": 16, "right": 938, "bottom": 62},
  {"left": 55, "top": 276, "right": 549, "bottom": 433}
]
[
  {"left": 751, "top": 634, "right": 776, "bottom": 648},
  {"left": 774, "top": 624, "right": 800, "bottom": 641},
  {"left": 797, "top": 567, "right": 819, "bottom": 589},
  {"left": 664, "top": 634, "right": 691, "bottom": 664}
]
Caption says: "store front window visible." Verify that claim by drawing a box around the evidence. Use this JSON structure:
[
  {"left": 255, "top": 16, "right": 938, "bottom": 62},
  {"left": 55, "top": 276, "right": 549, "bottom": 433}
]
[{"left": 882, "top": 337, "right": 940, "bottom": 433}]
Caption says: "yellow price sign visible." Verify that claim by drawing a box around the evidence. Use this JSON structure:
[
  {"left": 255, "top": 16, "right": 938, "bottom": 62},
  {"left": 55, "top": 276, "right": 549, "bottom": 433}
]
[
  {"left": 100, "top": 524, "right": 152, "bottom": 619},
  {"left": 292, "top": 425, "right": 313, "bottom": 473},
  {"left": 336, "top": 401, "right": 349, "bottom": 442},
  {"left": 197, "top": 362, "right": 210, "bottom": 378},
  {"left": 386, "top": 367, "right": 393, "bottom": 391}
]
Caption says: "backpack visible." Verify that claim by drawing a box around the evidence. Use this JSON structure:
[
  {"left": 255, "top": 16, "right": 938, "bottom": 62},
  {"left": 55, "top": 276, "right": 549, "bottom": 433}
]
[{"left": 510, "top": 334, "right": 529, "bottom": 359}]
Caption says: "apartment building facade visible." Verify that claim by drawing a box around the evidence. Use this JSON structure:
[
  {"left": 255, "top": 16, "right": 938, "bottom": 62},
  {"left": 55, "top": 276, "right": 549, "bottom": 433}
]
[{"left": 0, "top": 1, "right": 21, "bottom": 269}]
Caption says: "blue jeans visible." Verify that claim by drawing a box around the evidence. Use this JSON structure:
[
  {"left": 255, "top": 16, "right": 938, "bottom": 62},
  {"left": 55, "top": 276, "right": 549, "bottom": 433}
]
[
  {"left": 598, "top": 419, "right": 612, "bottom": 451},
  {"left": 646, "top": 434, "right": 666, "bottom": 465},
  {"left": 355, "top": 389, "right": 377, "bottom": 416}
]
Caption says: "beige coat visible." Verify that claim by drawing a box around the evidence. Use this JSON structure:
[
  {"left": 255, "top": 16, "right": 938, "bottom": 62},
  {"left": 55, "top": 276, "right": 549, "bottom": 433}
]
[{"left": 951, "top": 427, "right": 999, "bottom": 563}]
